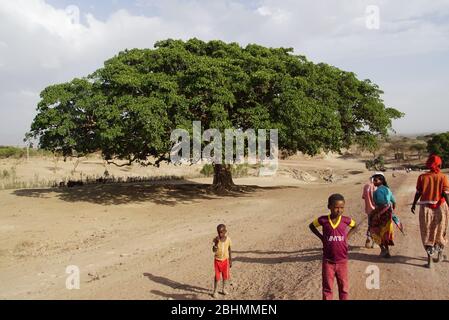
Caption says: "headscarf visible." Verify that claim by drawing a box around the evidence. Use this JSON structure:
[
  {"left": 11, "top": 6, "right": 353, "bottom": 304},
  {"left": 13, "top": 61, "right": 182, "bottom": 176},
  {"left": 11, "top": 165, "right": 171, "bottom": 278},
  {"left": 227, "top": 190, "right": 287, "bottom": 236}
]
[
  {"left": 371, "top": 172, "right": 385, "bottom": 179},
  {"left": 372, "top": 172, "right": 388, "bottom": 187},
  {"left": 426, "top": 154, "right": 442, "bottom": 174}
]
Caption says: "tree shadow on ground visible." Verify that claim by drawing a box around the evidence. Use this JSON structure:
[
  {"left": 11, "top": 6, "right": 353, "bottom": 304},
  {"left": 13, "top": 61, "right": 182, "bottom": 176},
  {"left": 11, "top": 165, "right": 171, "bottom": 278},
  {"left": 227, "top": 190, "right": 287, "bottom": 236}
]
[
  {"left": 12, "top": 181, "right": 299, "bottom": 206},
  {"left": 233, "top": 248, "right": 322, "bottom": 265},
  {"left": 143, "top": 273, "right": 210, "bottom": 300}
]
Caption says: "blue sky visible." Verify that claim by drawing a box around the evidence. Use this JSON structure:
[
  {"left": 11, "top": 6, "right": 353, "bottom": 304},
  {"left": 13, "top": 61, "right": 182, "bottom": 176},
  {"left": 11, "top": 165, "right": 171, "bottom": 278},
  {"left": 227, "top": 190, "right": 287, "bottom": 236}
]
[
  {"left": 0, "top": 0, "right": 448, "bottom": 146},
  {"left": 45, "top": 0, "right": 262, "bottom": 21},
  {"left": 46, "top": 0, "right": 153, "bottom": 20}
]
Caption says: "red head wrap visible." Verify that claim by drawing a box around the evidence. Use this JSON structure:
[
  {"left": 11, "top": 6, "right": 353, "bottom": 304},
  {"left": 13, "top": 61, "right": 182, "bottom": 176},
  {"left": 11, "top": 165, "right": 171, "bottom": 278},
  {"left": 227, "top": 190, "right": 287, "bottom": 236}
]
[{"left": 426, "top": 154, "right": 442, "bottom": 174}]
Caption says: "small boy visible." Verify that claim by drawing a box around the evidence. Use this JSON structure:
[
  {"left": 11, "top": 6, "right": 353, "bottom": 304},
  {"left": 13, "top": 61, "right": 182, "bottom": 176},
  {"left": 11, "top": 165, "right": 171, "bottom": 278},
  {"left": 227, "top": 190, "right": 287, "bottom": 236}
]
[
  {"left": 212, "top": 224, "right": 232, "bottom": 298},
  {"left": 309, "top": 194, "right": 356, "bottom": 300}
]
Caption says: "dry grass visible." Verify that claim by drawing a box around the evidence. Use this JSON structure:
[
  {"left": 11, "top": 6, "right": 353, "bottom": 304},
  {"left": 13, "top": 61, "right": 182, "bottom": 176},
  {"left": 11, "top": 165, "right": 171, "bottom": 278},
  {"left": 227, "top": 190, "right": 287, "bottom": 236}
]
[{"left": 0, "top": 154, "right": 204, "bottom": 191}]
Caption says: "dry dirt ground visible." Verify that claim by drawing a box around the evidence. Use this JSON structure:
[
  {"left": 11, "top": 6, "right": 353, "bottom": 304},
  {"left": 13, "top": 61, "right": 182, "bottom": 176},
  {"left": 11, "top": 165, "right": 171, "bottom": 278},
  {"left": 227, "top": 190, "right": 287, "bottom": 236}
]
[{"left": 1, "top": 155, "right": 449, "bottom": 300}]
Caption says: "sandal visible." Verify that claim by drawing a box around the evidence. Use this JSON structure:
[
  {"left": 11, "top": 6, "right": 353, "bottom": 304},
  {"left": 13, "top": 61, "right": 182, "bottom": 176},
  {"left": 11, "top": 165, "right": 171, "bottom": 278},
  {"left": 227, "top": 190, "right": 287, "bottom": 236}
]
[
  {"left": 433, "top": 245, "right": 444, "bottom": 263},
  {"left": 426, "top": 246, "right": 435, "bottom": 257}
]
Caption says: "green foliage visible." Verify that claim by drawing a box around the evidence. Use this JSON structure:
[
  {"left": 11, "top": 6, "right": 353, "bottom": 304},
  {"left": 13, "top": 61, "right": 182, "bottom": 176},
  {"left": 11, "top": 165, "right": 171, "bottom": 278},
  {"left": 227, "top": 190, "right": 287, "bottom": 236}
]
[
  {"left": 355, "top": 133, "right": 381, "bottom": 157},
  {"left": 427, "top": 132, "right": 449, "bottom": 168},
  {"left": 200, "top": 164, "right": 214, "bottom": 177},
  {"left": 27, "top": 38, "right": 403, "bottom": 166},
  {"left": 200, "top": 163, "right": 251, "bottom": 178},
  {"left": 0, "top": 146, "right": 53, "bottom": 159},
  {"left": 365, "top": 156, "right": 386, "bottom": 171},
  {"left": 0, "top": 146, "right": 25, "bottom": 158},
  {"left": 232, "top": 164, "right": 250, "bottom": 177}
]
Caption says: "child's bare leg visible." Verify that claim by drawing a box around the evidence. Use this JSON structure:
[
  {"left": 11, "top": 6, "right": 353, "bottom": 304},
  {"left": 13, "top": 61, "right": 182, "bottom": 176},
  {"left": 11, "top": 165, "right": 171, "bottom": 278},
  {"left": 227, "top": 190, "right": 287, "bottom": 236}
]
[
  {"left": 212, "top": 279, "right": 219, "bottom": 298},
  {"left": 222, "top": 280, "right": 229, "bottom": 295}
]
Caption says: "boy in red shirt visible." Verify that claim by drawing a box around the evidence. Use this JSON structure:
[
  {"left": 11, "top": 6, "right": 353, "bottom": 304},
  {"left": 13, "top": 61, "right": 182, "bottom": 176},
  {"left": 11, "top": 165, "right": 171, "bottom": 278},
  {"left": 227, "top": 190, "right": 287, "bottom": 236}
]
[{"left": 309, "top": 194, "right": 357, "bottom": 300}]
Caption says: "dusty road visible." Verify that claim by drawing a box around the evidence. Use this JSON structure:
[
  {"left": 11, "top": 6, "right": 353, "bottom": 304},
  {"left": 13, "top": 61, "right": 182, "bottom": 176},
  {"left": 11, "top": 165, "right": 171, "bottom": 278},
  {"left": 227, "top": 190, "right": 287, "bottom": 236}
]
[{"left": 1, "top": 157, "right": 449, "bottom": 300}]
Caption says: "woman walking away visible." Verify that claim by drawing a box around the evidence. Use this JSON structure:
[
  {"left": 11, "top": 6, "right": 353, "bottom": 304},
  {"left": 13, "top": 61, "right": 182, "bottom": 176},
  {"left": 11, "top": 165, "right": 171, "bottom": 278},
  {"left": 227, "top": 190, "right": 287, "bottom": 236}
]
[
  {"left": 369, "top": 173, "right": 397, "bottom": 258},
  {"left": 412, "top": 155, "right": 449, "bottom": 269}
]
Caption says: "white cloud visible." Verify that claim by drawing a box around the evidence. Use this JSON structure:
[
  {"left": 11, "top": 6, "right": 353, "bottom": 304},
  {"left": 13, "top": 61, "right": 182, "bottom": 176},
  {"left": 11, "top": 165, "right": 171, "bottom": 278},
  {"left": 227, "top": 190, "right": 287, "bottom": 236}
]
[
  {"left": 0, "top": 1, "right": 86, "bottom": 40},
  {"left": 256, "top": 6, "right": 291, "bottom": 23},
  {"left": 0, "top": 0, "right": 448, "bottom": 144},
  {"left": 256, "top": 6, "right": 271, "bottom": 17}
]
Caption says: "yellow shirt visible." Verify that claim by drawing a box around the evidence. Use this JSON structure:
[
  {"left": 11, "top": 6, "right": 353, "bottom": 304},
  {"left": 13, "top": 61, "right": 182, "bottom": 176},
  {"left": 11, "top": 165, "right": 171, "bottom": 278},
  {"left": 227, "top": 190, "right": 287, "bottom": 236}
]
[{"left": 213, "top": 237, "right": 232, "bottom": 261}]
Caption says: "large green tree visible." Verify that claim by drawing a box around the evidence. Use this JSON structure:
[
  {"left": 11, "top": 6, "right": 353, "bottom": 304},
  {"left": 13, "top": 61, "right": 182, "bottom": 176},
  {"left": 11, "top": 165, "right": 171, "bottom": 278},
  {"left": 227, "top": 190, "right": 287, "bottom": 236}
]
[
  {"left": 427, "top": 132, "right": 449, "bottom": 168},
  {"left": 27, "top": 38, "right": 403, "bottom": 189}
]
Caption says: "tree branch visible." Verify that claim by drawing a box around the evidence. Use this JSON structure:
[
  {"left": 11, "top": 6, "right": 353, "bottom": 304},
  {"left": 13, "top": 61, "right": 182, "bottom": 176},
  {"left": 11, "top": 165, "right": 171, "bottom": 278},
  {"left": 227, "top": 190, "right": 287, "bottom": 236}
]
[{"left": 106, "top": 155, "right": 136, "bottom": 167}]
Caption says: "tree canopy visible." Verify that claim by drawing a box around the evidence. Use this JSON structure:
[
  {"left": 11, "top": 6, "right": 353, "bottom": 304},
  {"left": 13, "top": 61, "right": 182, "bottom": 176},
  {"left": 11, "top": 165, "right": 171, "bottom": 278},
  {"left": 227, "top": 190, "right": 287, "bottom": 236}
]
[
  {"left": 27, "top": 38, "right": 403, "bottom": 181},
  {"left": 427, "top": 132, "right": 449, "bottom": 168}
]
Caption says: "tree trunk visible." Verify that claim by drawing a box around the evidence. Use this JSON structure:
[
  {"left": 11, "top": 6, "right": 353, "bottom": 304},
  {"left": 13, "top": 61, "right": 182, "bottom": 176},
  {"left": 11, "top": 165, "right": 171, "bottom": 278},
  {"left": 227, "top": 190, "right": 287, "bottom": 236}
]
[{"left": 212, "top": 164, "right": 235, "bottom": 191}]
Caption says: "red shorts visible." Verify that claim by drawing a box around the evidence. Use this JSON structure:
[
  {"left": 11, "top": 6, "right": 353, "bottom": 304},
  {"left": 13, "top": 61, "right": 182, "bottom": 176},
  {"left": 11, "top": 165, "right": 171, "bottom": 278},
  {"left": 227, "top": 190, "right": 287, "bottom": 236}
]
[{"left": 214, "top": 259, "right": 230, "bottom": 281}]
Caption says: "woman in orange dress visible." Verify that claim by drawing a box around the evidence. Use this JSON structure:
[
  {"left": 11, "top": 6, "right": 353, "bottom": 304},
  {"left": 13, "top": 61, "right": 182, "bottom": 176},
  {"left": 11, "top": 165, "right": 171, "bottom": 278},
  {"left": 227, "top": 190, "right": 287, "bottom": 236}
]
[{"left": 412, "top": 155, "right": 449, "bottom": 268}]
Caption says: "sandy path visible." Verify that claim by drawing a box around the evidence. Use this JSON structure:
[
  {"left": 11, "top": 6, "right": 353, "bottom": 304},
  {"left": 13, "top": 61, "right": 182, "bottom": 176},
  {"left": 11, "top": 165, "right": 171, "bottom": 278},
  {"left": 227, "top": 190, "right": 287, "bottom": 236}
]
[
  {"left": 1, "top": 159, "right": 449, "bottom": 300},
  {"left": 349, "top": 173, "right": 449, "bottom": 300}
]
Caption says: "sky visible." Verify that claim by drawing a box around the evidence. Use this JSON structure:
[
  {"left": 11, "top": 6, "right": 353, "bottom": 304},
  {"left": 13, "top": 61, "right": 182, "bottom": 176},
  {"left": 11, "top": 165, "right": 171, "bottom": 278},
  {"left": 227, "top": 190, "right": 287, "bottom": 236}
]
[{"left": 0, "top": 0, "right": 448, "bottom": 146}]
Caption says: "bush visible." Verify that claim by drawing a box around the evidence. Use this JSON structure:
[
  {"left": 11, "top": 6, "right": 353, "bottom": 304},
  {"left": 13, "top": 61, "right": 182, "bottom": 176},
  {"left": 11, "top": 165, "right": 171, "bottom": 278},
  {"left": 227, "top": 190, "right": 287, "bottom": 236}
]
[
  {"left": 365, "top": 156, "right": 386, "bottom": 171},
  {"left": 200, "top": 164, "right": 251, "bottom": 178},
  {"left": 427, "top": 132, "right": 449, "bottom": 168},
  {"left": 0, "top": 146, "right": 53, "bottom": 159},
  {"left": 0, "top": 146, "right": 25, "bottom": 159},
  {"left": 232, "top": 164, "right": 249, "bottom": 178}
]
